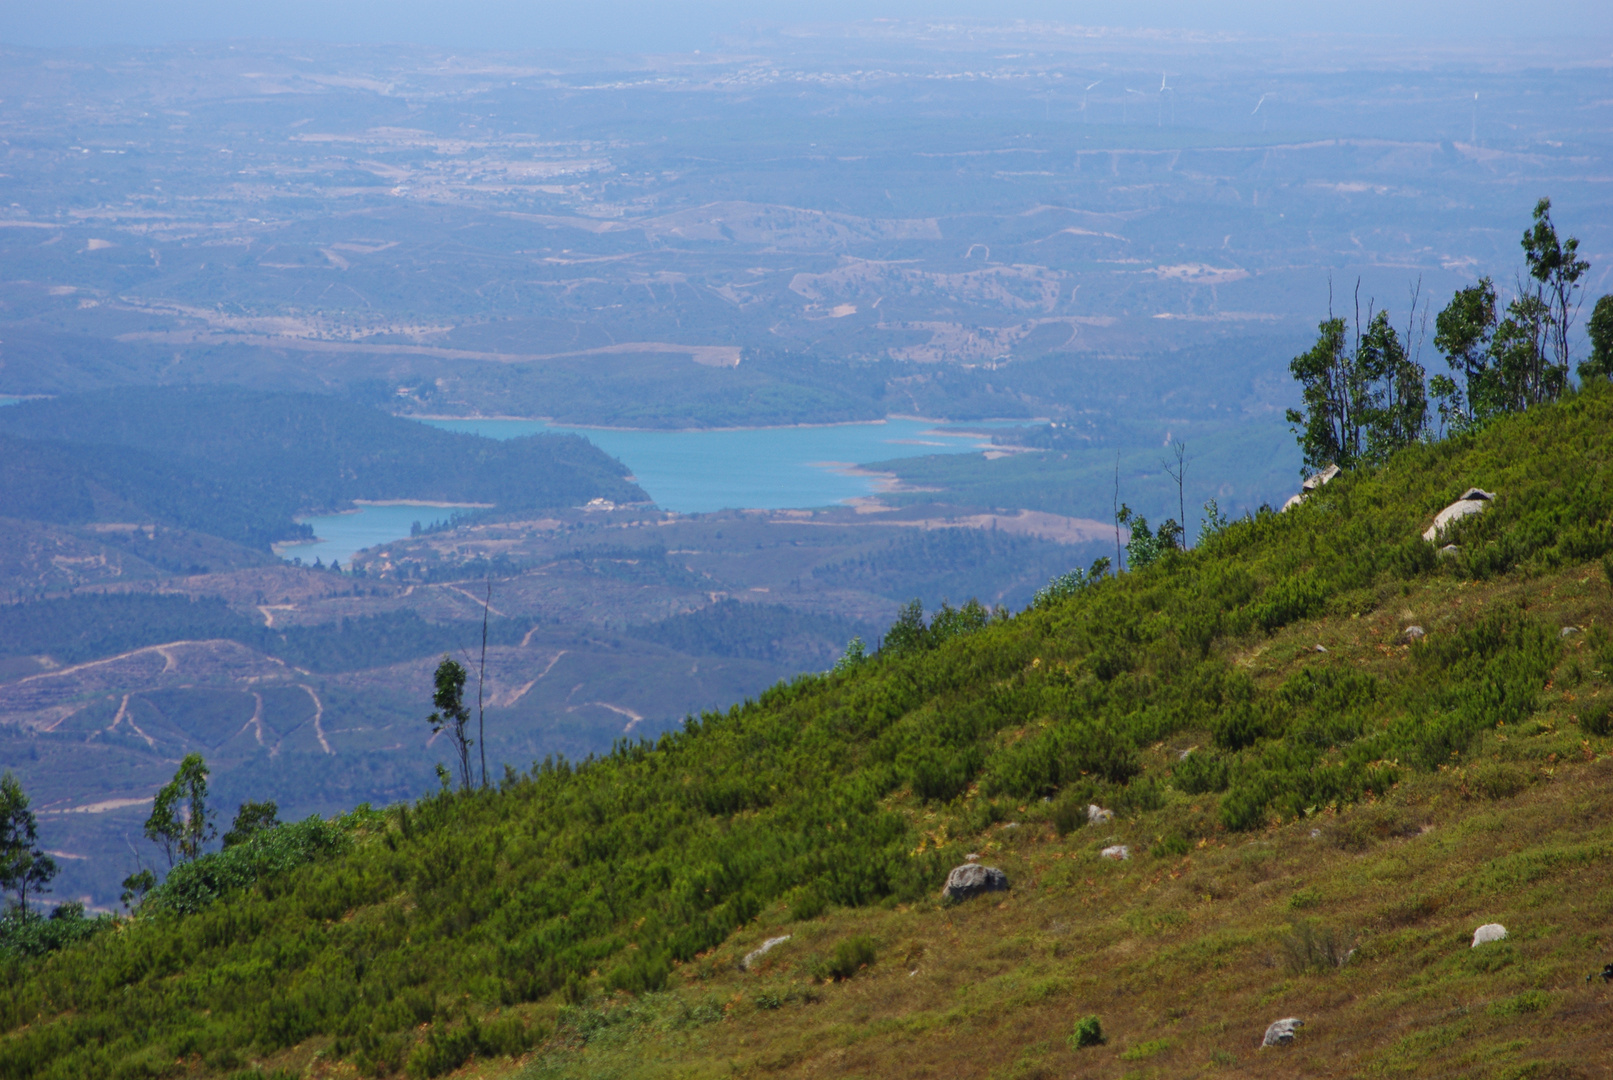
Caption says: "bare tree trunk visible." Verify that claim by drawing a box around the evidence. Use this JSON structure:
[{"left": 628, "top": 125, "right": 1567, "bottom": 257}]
[
  {"left": 478, "top": 582, "right": 490, "bottom": 790},
  {"left": 1113, "top": 455, "right": 1122, "bottom": 572},
  {"left": 1163, "top": 440, "right": 1188, "bottom": 546}
]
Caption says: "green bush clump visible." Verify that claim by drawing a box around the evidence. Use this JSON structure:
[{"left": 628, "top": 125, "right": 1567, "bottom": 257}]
[
  {"left": 1172, "top": 750, "right": 1231, "bottom": 794},
  {"left": 1070, "top": 1015, "right": 1105, "bottom": 1049},
  {"left": 0, "top": 903, "right": 114, "bottom": 959},
  {"left": 815, "top": 936, "right": 878, "bottom": 981},
  {"left": 405, "top": 1015, "right": 540, "bottom": 1078},
  {"left": 1050, "top": 797, "right": 1088, "bottom": 837},
  {"left": 1581, "top": 703, "right": 1612, "bottom": 737},
  {"left": 144, "top": 811, "right": 365, "bottom": 916}
]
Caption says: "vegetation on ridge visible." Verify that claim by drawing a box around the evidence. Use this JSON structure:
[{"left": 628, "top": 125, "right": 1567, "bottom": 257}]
[{"left": 0, "top": 374, "right": 1608, "bottom": 1076}]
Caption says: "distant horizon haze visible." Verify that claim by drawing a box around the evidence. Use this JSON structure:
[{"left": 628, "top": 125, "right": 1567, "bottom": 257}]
[{"left": 5, "top": 0, "right": 1613, "bottom": 52}]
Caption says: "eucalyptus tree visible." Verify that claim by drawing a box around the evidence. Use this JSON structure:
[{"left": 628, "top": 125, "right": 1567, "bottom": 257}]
[
  {"left": 1286, "top": 300, "right": 1427, "bottom": 473},
  {"left": 428, "top": 656, "right": 475, "bottom": 792},
  {"left": 144, "top": 754, "right": 215, "bottom": 867},
  {"left": 0, "top": 771, "right": 57, "bottom": 916},
  {"left": 1582, "top": 294, "right": 1613, "bottom": 382},
  {"left": 1431, "top": 199, "right": 1593, "bottom": 427}
]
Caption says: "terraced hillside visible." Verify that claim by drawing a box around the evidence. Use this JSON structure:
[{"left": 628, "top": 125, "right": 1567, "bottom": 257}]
[{"left": 2, "top": 380, "right": 1610, "bottom": 1079}]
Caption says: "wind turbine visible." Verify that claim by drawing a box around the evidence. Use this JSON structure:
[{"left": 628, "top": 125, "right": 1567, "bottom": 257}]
[
  {"left": 1158, "top": 72, "right": 1174, "bottom": 128},
  {"left": 1252, "top": 93, "right": 1268, "bottom": 132},
  {"left": 1125, "top": 87, "right": 1146, "bottom": 125},
  {"left": 1083, "top": 80, "right": 1101, "bottom": 124},
  {"left": 1471, "top": 92, "right": 1478, "bottom": 144}
]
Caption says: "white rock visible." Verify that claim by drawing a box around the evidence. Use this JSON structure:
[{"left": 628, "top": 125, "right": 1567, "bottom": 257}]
[
  {"left": 1262, "top": 1017, "right": 1304, "bottom": 1047},
  {"left": 1403, "top": 625, "right": 1425, "bottom": 642},
  {"left": 1472, "top": 923, "right": 1508, "bottom": 948},
  {"left": 1423, "top": 488, "right": 1495, "bottom": 542},
  {"left": 1438, "top": 544, "right": 1460, "bottom": 558},
  {"left": 1561, "top": 626, "right": 1581, "bottom": 638},
  {"left": 1303, "top": 464, "right": 1341, "bottom": 492},
  {"left": 740, "top": 935, "right": 791, "bottom": 971},
  {"left": 1280, "top": 467, "right": 1340, "bottom": 513},
  {"left": 1101, "top": 845, "right": 1130, "bottom": 860},
  {"left": 1086, "top": 804, "right": 1114, "bottom": 825},
  {"left": 1313, "top": 644, "right": 1328, "bottom": 653}
]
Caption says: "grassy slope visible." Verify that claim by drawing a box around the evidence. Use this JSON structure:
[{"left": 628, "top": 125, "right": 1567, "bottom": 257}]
[
  {"left": 2, "top": 383, "right": 1611, "bottom": 1080},
  {"left": 511, "top": 580, "right": 1613, "bottom": 1080}
]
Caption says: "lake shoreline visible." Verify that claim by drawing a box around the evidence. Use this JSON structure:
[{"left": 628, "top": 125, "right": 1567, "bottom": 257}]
[{"left": 398, "top": 412, "right": 1042, "bottom": 434}]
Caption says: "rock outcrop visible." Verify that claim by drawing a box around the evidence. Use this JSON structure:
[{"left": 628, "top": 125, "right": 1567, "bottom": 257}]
[
  {"left": 1262, "top": 1018, "right": 1304, "bottom": 1047},
  {"left": 1086, "top": 804, "right": 1114, "bottom": 825},
  {"left": 942, "top": 863, "right": 1009, "bottom": 901},
  {"left": 1423, "top": 488, "right": 1495, "bottom": 542},
  {"left": 1280, "top": 464, "right": 1341, "bottom": 513},
  {"left": 1100, "top": 845, "right": 1130, "bottom": 860}
]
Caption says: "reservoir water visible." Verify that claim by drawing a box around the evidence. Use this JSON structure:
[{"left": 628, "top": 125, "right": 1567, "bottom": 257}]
[
  {"left": 422, "top": 416, "right": 1001, "bottom": 514},
  {"left": 278, "top": 503, "right": 486, "bottom": 569},
  {"left": 282, "top": 417, "right": 1008, "bottom": 567}
]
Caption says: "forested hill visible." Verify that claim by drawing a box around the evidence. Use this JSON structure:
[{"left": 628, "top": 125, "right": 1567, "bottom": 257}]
[
  {"left": 2, "top": 381, "right": 1611, "bottom": 1079},
  {"left": 0, "top": 388, "right": 646, "bottom": 545},
  {"left": 0, "top": 433, "right": 294, "bottom": 549}
]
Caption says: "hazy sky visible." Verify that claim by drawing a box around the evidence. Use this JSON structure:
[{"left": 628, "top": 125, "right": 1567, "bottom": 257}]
[{"left": 5, "top": 0, "right": 1613, "bottom": 52}]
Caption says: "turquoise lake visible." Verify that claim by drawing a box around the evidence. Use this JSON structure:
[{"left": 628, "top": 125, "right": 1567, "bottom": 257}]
[
  {"left": 281, "top": 417, "right": 1009, "bottom": 567},
  {"left": 422, "top": 417, "right": 1004, "bottom": 514}
]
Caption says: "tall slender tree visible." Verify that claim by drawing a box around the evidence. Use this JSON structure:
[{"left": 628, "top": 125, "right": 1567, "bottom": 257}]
[
  {"left": 428, "top": 656, "right": 474, "bottom": 792},
  {"left": 145, "top": 754, "right": 215, "bottom": 866},
  {"left": 0, "top": 772, "right": 57, "bottom": 916},
  {"left": 1522, "top": 196, "right": 1590, "bottom": 384}
]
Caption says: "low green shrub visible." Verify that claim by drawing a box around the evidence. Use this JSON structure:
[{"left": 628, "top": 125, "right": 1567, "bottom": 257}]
[
  {"left": 1069, "top": 1015, "right": 1105, "bottom": 1049},
  {"left": 1050, "top": 797, "right": 1087, "bottom": 837},
  {"left": 815, "top": 936, "right": 877, "bottom": 981},
  {"left": 1581, "top": 702, "right": 1612, "bottom": 737},
  {"left": 405, "top": 1015, "right": 541, "bottom": 1079},
  {"left": 1172, "top": 750, "right": 1230, "bottom": 794},
  {"left": 1278, "top": 922, "right": 1354, "bottom": 974}
]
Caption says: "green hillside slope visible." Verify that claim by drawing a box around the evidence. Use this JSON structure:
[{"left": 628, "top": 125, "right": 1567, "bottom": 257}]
[
  {"left": 0, "top": 388, "right": 647, "bottom": 543},
  {"left": 2, "top": 382, "right": 1611, "bottom": 1080}
]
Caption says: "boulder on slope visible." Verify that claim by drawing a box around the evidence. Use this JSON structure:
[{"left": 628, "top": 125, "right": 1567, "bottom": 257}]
[
  {"left": 941, "top": 863, "right": 1009, "bottom": 901},
  {"left": 1423, "top": 488, "right": 1495, "bottom": 542},
  {"left": 1262, "top": 1018, "right": 1304, "bottom": 1047}
]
